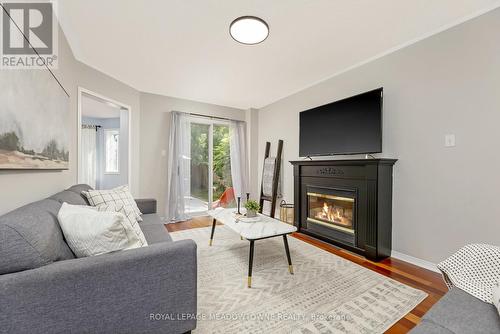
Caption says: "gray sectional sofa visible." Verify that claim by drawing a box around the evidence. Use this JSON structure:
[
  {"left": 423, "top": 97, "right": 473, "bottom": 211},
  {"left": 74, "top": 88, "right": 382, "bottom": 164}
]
[
  {"left": 410, "top": 288, "right": 500, "bottom": 333},
  {"left": 0, "top": 184, "right": 197, "bottom": 334}
]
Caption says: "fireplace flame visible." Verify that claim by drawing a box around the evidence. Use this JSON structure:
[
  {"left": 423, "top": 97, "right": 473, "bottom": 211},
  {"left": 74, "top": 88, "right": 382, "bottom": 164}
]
[
  {"left": 321, "top": 202, "right": 335, "bottom": 222},
  {"left": 318, "top": 202, "right": 349, "bottom": 226}
]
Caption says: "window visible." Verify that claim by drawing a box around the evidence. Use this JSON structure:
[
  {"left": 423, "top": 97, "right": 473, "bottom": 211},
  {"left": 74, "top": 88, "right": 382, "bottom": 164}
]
[{"left": 104, "top": 129, "right": 120, "bottom": 173}]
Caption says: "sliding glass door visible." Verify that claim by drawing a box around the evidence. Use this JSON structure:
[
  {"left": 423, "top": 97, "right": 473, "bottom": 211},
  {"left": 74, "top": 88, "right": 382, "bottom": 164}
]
[{"left": 185, "top": 119, "right": 234, "bottom": 215}]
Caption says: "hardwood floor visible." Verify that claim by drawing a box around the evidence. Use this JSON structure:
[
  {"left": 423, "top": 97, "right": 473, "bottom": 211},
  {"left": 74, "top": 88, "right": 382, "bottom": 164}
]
[{"left": 166, "top": 216, "right": 447, "bottom": 334}]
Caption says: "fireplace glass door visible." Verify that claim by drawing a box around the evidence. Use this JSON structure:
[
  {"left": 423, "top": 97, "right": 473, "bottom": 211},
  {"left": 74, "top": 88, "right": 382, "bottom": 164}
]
[{"left": 307, "top": 192, "right": 355, "bottom": 234}]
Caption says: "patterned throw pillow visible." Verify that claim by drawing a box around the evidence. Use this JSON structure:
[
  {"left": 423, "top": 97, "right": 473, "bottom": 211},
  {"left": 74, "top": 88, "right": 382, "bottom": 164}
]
[
  {"left": 96, "top": 204, "right": 147, "bottom": 247},
  {"left": 82, "top": 185, "right": 143, "bottom": 221},
  {"left": 493, "top": 280, "right": 500, "bottom": 316},
  {"left": 57, "top": 203, "right": 144, "bottom": 257}
]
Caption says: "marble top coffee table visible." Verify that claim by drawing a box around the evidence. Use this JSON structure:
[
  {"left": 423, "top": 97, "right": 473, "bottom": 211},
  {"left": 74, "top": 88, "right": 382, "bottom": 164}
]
[{"left": 208, "top": 208, "right": 297, "bottom": 288}]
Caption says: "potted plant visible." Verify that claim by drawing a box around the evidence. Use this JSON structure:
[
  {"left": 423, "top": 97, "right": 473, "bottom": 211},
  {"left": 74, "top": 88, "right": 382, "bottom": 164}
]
[{"left": 244, "top": 200, "right": 260, "bottom": 218}]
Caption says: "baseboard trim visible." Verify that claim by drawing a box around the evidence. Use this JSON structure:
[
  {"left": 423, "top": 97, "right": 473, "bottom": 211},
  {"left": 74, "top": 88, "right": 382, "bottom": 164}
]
[{"left": 391, "top": 251, "right": 440, "bottom": 273}]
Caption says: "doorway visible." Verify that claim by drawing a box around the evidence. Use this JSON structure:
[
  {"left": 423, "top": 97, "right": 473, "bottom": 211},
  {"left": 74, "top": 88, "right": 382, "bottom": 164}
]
[
  {"left": 77, "top": 88, "right": 131, "bottom": 190},
  {"left": 185, "top": 117, "right": 234, "bottom": 215}
]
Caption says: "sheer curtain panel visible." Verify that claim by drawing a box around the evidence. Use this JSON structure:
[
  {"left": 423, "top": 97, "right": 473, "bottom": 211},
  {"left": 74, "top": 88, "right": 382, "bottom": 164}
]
[
  {"left": 229, "top": 120, "right": 249, "bottom": 199},
  {"left": 165, "top": 111, "right": 191, "bottom": 222},
  {"left": 81, "top": 126, "right": 97, "bottom": 189}
]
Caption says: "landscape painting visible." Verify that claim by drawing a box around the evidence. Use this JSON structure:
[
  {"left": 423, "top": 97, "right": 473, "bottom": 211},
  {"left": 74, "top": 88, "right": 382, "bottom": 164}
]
[{"left": 0, "top": 70, "right": 70, "bottom": 169}]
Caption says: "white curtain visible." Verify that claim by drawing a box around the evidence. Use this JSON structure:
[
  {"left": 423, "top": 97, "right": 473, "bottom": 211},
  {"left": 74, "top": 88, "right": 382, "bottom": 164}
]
[
  {"left": 229, "top": 120, "right": 249, "bottom": 199},
  {"left": 165, "top": 111, "right": 191, "bottom": 222},
  {"left": 81, "top": 127, "right": 97, "bottom": 189}
]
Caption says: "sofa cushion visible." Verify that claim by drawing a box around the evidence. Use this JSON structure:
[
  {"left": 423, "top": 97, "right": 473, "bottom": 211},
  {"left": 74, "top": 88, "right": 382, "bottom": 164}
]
[
  {"left": 49, "top": 184, "right": 93, "bottom": 206},
  {"left": 409, "top": 321, "right": 453, "bottom": 334},
  {"left": 50, "top": 190, "right": 89, "bottom": 206},
  {"left": 0, "top": 199, "right": 75, "bottom": 274},
  {"left": 422, "top": 288, "right": 500, "bottom": 334},
  {"left": 140, "top": 213, "right": 165, "bottom": 226},
  {"left": 139, "top": 215, "right": 172, "bottom": 243},
  {"left": 67, "top": 184, "right": 93, "bottom": 194},
  {"left": 67, "top": 184, "right": 92, "bottom": 203}
]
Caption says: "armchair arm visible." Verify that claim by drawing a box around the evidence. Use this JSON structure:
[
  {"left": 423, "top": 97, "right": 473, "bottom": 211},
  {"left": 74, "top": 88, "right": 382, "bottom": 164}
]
[
  {"left": 135, "top": 198, "right": 157, "bottom": 214},
  {"left": 0, "top": 240, "right": 197, "bottom": 334}
]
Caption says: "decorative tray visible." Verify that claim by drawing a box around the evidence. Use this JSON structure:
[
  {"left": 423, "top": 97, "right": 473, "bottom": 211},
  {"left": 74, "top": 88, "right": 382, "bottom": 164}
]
[{"left": 234, "top": 213, "right": 260, "bottom": 223}]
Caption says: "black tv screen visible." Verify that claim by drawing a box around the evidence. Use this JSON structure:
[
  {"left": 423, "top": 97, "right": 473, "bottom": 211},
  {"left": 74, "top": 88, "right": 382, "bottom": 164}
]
[{"left": 299, "top": 88, "right": 383, "bottom": 157}]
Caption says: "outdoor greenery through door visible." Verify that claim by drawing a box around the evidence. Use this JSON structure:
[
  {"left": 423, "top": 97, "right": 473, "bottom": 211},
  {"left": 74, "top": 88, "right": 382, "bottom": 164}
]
[{"left": 188, "top": 122, "right": 234, "bottom": 213}]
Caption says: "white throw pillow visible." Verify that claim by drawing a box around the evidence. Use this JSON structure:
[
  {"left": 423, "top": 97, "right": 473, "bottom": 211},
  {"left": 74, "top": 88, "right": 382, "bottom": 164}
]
[
  {"left": 57, "top": 203, "right": 144, "bottom": 258},
  {"left": 96, "top": 203, "right": 148, "bottom": 247},
  {"left": 493, "top": 280, "right": 500, "bottom": 316},
  {"left": 82, "top": 185, "right": 143, "bottom": 221}
]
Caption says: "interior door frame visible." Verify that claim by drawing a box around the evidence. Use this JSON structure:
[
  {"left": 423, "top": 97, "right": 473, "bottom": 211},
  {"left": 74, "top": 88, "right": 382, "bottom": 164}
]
[{"left": 77, "top": 87, "right": 132, "bottom": 191}]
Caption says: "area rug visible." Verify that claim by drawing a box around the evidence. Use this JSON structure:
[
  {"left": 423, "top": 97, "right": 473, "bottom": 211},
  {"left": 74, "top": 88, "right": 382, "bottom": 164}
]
[{"left": 171, "top": 226, "right": 427, "bottom": 334}]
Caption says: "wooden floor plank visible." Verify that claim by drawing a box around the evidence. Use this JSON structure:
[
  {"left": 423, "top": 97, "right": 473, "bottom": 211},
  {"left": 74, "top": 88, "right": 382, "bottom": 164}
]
[{"left": 165, "top": 216, "right": 446, "bottom": 333}]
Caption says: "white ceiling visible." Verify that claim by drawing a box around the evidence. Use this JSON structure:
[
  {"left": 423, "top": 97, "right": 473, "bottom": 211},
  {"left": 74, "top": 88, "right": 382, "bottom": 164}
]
[
  {"left": 59, "top": 0, "right": 500, "bottom": 109},
  {"left": 81, "top": 94, "right": 121, "bottom": 119}
]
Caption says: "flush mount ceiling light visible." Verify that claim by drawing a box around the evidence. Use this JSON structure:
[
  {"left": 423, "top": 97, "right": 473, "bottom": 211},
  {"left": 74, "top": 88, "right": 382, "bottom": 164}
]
[{"left": 230, "top": 16, "right": 269, "bottom": 45}]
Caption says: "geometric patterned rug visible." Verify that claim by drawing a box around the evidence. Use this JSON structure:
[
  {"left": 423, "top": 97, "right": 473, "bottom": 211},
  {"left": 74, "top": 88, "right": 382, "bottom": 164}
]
[{"left": 171, "top": 226, "right": 427, "bottom": 334}]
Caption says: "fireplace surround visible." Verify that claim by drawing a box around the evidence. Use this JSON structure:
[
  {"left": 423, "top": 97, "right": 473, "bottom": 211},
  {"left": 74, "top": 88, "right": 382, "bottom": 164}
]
[{"left": 290, "top": 159, "right": 397, "bottom": 261}]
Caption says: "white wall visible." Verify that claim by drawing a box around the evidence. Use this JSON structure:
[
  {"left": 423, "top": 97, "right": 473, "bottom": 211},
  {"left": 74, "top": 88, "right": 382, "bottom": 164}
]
[
  {"left": 0, "top": 27, "right": 141, "bottom": 215},
  {"left": 139, "top": 92, "right": 247, "bottom": 217},
  {"left": 119, "top": 109, "right": 130, "bottom": 190},
  {"left": 258, "top": 8, "right": 500, "bottom": 264}
]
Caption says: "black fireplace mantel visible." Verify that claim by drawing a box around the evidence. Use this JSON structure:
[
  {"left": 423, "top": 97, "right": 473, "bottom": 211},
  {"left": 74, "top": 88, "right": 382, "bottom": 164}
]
[{"left": 290, "top": 158, "right": 397, "bottom": 261}]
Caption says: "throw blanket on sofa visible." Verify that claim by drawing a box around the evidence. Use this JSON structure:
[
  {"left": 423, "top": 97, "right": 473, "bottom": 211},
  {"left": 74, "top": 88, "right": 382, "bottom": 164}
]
[{"left": 437, "top": 244, "right": 500, "bottom": 303}]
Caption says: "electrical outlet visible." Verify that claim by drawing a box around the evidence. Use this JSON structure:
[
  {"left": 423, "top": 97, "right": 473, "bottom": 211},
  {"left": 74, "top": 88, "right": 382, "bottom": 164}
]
[{"left": 445, "top": 134, "right": 456, "bottom": 147}]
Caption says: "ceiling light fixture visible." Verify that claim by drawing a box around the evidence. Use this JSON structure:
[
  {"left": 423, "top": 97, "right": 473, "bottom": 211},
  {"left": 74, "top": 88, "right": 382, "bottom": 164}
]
[{"left": 230, "top": 16, "right": 269, "bottom": 45}]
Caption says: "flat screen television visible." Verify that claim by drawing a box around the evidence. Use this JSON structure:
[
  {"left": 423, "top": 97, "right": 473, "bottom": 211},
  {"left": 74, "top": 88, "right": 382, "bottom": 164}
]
[{"left": 299, "top": 88, "right": 383, "bottom": 157}]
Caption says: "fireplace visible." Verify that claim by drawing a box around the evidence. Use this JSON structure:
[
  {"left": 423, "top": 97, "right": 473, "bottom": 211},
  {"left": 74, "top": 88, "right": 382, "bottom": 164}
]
[
  {"left": 307, "top": 189, "right": 355, "bottom": 235},
  {"left": 291, "top": 159, "right": 397, "bottom": 261}
]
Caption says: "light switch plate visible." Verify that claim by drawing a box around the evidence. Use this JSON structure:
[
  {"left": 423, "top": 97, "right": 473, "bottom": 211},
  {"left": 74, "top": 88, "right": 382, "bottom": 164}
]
[{"left": 445, "top": 134, "right": 456, "bottom": 147}]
